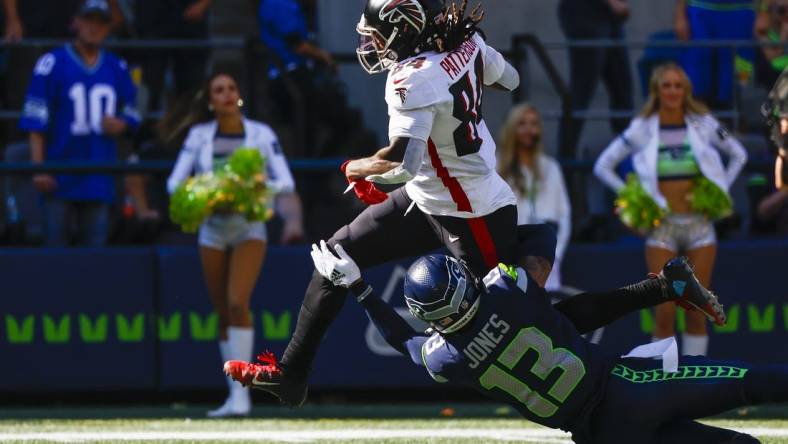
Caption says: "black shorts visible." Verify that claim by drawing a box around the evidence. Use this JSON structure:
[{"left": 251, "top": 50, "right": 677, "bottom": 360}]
[{"left": 328, "top": 187, "right": 518, "bottom": 278}]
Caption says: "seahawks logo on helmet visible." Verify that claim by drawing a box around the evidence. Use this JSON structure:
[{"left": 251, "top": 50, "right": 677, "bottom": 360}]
[
  {"left": 379, "top": 0, "right": 427, "bottom": 33},
  {"left": 403, "top": 255, "right": 481, "bottom": 334}
]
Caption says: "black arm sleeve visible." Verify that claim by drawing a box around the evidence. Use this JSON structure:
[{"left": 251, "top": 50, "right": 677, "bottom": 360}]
[{"left": 351, "top": 280, "right": 423, "bottom": 356}]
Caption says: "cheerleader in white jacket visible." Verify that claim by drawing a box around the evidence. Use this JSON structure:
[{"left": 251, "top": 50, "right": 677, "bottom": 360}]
[
  {"left": 594, "top": 63, "right": 747, "bottom": 356},
  {"left": 165, "top": 72, "right": 303, "bottom": 417}
]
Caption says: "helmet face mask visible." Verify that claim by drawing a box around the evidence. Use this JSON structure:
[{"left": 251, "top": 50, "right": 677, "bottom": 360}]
[
  {"left": 356, "top": 0, "right": 445, "bottom": 74},
  {"left": 404, "top": 255, "right": 481, "bottom": 334},
  {"left": 356, "top": 15, "right": 401, "bottom": 74}
]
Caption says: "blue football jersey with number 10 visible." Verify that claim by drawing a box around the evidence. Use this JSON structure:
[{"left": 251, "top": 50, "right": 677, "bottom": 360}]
[{"left": 19, "top": 44, "right": 140, "bottom": 202}]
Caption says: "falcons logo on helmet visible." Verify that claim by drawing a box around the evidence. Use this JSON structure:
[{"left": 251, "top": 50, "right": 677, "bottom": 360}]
[{"left": 379, "top": 0, "right": 427, "bottom": 32}]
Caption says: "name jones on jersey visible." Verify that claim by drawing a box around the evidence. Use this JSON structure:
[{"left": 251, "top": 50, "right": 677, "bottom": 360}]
[{"left": 463, "top": 313, "right": 511, "bottom": 369}]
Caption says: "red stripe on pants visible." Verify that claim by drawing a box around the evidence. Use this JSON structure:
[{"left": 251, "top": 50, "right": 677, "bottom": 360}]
[
  {"left": 467, "top": 217, "right": 499, "bottom": 270},
  {"left": 427, "top": 138, "right": 473, "bottom": 212}
]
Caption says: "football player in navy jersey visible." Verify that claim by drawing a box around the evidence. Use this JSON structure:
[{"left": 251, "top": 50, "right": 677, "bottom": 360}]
[
  {"left": 227, "top": 0, "right": 725, "bottom": 408},
  {"left": 229, "top": 244, "right": 784, "bottom": 444},
  {"left": 18, "top": 0, "right": 140, "bottom": 246}
]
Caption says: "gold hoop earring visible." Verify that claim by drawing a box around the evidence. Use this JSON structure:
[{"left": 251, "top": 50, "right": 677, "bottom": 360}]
[{"left": 237, "top": 99, "right": 244, "bottom": 108}]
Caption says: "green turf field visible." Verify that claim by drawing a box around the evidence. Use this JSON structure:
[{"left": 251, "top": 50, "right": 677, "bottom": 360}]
[{"left": 1, "top": 405, "right": 787, "bottom": 443}]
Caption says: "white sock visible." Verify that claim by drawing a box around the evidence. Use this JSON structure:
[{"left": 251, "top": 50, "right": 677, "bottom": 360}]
[
  {"left": 681, "top": 333, "right": 709, "bottom": 356},
  {"left": 228, "top": 326, "right": 254, "bottom": 362},
  {"left": 218, "top": 340, "right": 235, "bottom": 392},
  {"left": 227, "top": 327, "right": 254, "bottom": 402}
]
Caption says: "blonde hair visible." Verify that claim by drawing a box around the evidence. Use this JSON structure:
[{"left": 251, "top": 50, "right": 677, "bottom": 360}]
[
  {"left": 498, "top": 103, "right": 544, "bottom": 196},
  {"left": 640, "top": 62, "right": 710, "bottom": 117}
]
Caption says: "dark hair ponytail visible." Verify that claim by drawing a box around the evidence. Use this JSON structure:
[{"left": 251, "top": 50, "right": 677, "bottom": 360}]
[{"left": 157, "top": 72, "right": 239, "bottom": 147}]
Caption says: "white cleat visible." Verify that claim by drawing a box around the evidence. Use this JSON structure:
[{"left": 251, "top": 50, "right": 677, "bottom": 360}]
[{"left": 206, "top": 394, "right": 251, "bottom": 418}]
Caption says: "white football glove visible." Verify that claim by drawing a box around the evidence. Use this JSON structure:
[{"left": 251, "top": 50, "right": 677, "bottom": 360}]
[{"left": 310, "top": 240, "right": 361, "bottom": 288}]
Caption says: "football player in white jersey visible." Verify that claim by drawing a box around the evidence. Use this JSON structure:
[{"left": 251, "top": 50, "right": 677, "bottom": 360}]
[
  {"left": 243, "top": 0, "right": 554, "bottom": 407},
  {"left": 232, "top": 0, "right": 728, "bottom": 408}
]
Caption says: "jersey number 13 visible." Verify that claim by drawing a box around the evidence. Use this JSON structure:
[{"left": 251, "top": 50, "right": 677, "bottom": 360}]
[{"left": 479, "top": 326, "right": 586, "bottom": 418}]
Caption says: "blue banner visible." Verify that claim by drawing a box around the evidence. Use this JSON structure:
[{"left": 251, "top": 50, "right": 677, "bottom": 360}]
[
  {"left": 562, "top": 240, "right": 788, "bottom": 363},
  {"left": 1, "top": 240, "right": 786, "bottom": 391},
  {"left": 156, "top": 246, "right": 431, "bottom": 389},
  {"left": 0, "top": 248, "right": 156, "bottom": 391}
]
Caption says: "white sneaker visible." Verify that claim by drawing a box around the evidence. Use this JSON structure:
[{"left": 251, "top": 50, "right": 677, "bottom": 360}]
[{"left": 206, "top": 393, "right": 251, "bottom": 418}]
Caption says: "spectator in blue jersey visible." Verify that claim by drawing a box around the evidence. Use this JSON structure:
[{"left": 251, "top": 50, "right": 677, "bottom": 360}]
[
  {"left": 258, "top": 0, "right": 348, "bottom": 157},
  {"left": 18, "top": 0, "right": 140, "bottom": 246},
  {"left": 258, "top": 0, "right": 334, "bottom": 79},
  {"left": 1, "top": 0, "right": 123, "bottom": 147},
  {"left": 674, "top": 0, "right": 756, "bottom": 109}
]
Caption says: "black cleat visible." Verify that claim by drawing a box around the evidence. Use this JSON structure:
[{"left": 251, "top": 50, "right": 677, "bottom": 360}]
[
  {"left": 660, "top": 257, "right": 726, "bottom": 326},
  {"left": 224, "top": 352, "right": 308, "bottom": 408}
]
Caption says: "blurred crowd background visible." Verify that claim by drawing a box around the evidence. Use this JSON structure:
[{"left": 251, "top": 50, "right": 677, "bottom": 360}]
[{"left": 0, "top": 0, "right": 784, "bottom": 248}]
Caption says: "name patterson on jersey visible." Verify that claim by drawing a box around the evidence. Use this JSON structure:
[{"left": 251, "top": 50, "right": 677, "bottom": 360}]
[
  {"left": 463, "top": 313, "right": 511, "bottom": 369},
  {"left": 439, "top": 37, "right": 480, "bottom": 81}
]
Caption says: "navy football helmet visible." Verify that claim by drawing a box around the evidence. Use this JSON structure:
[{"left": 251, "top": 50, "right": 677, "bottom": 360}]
[
  {"left": 356, "top": 0, "right": 445, "bottom": 74},
  {"left": 404, "top": 254, "right": 480, "bottom": 334}
]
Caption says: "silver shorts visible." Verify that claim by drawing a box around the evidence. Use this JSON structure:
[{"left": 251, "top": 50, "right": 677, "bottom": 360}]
[
  {"left": 198, "top": 214, "right": 267, "bottom": 250},
  {"left": 645, "top": 213, "right": 716, "bottom": 253}
]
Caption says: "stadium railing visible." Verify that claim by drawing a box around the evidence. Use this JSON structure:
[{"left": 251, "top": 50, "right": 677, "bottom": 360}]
[
  {"left": 0, "top": 36, "right": 776, "bottom": 234},
  {"left": 0, "top": 35, "right": 776, "bottom": 165}
]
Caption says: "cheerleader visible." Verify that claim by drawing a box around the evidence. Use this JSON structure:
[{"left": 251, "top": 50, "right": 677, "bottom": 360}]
[
  {"left": 594, "top": 63, "right": 746, "bottom": 356},
  {"left": 165, "top": 72, "right": 303, "bottom": 416}
]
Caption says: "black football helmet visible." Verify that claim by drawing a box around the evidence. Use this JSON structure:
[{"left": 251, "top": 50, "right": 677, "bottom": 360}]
[
  {"left": 403, "top": 255, "right": 481, "bottom": 334},
  {"left": 356, "top": 0, "right": 445, "bottom": 74}
]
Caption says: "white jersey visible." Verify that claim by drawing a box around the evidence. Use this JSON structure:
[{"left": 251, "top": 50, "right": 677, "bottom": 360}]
[
  {"left": 167, "top": 118, "right": 295, "bottom": 195},
  {"left": 385, "top": 33, "right": 516, "bottom": 218}
]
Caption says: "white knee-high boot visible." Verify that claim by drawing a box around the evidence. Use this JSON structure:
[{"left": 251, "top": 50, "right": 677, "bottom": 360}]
[{"left": 207, "top": 328, "right": 254, "bottom": 417}]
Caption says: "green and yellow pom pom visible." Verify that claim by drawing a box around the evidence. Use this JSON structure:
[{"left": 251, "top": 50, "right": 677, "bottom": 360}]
[
  {"left": 615, "top": 174, "right": 667, "bottom": 233},
  {"left": 690, "top": 177, "right": 733, "bottom": 221},
  {"left": 169, "top": 148, "right": 274, "bottom": 233}
]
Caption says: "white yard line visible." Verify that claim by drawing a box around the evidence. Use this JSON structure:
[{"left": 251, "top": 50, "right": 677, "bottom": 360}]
[
  {"left": 0, "top": 429, "right": 571, "bottom": 443},
  {"left": 0, "top": 427, "right": 786, "bottom": 442}
]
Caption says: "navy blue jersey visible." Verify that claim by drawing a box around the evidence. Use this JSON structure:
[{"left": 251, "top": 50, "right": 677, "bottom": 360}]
[
  {"left": 419, "top": 266, "right": 614, "bottom": 433},
  {"left": 19, "top": 45, "right": 140, "bottom": 202}
]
